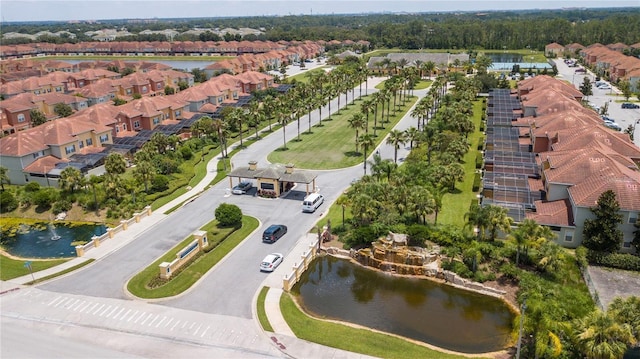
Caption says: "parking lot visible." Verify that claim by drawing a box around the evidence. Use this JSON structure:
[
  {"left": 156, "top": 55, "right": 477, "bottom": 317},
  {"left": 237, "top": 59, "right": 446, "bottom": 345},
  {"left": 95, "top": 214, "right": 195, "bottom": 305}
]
[{"left": 553, "top": 59, "right": 640, "bottom": 147}]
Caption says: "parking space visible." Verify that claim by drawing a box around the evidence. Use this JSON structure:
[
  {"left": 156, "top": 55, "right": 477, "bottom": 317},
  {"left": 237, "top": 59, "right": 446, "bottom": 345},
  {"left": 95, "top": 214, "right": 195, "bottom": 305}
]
[{"left": 553, "top": 59, "right": 640, "bottom": 147}]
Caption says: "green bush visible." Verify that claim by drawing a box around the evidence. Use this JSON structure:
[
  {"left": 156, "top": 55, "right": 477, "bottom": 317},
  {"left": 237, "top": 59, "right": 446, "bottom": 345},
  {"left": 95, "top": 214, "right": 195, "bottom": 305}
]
[
  {"left": 179, "top": 146, "right": 193, "bottom": 160},
  {"left": 151, "top": 175, "right": 170, "bottom": 192},
  {"left": 52, "top": 199, "right": 72, "bottom": 214},
  {"left": 24, "top": 182, "right": 41, "bottom": 192},
  {"left": 441, "top": 260, "right": 473, "bottom": 278},
  {"left": 215, "top": 203, "right": 243, "bottom": 228},
  {"left": 477, "top": 136, "right": 484, "bottom": 150},
  {"left": 32, "top": 188, "right": 58, "bottom": 209},
  {"left": 475, "top": 154, "right": 483, "bottom": 169},
  {"left": 472, "top": 172, "right": 481, "bottom": 192},
  {"left": 586, "top": 250, "right": 640, "bottom": 271},
  {"left": 345, "top": 226, "right": 377, "bottom": 247},
  {"left": 0, "top": 191, "right": 18, "bottom": 213},
  {"left": 406, "top": 224, "right": 429, "bottom": 246}
]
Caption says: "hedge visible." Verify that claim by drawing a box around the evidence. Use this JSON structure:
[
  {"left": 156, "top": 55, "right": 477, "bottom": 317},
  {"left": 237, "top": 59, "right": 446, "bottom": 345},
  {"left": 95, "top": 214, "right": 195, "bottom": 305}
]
[
  {"left": 472, "top": 172, "right": 482, "bottom": 192},
  {"left": 475, "top": 154, "right": 483, "bottom": 169},
  {"left": 477, "top": 135, "right": 484, "bottom": 150},
  {"left": 587, "top": 250, "right": 640, "bottom": 271}
]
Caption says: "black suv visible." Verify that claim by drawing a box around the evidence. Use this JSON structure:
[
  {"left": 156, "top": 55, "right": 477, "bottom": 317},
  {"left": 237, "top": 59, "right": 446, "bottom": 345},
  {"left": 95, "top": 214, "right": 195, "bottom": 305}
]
[
  {"left": 262, "top": 224, "right": 287, "bottom": 243},
  {"left": 621, "top": 103, "right": 639, "bottom": 109}
]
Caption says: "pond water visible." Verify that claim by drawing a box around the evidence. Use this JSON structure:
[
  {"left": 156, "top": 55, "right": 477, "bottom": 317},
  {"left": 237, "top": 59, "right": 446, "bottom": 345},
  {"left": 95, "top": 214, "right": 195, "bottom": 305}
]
[
  {"left": 293, "top": 256, "right": 515, "bottom": 354},
  {"left": 1, "top": 223, "right": 107, "bottom": 258}
]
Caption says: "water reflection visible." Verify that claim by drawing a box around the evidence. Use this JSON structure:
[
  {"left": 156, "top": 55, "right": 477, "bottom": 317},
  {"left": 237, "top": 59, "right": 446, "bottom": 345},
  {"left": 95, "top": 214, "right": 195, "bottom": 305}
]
[
  {"left": 293, "top": 256, "right": 514, "bottom": 353},
  {"left": 1, "top": 223, "right": 106, "bottom": 258}
]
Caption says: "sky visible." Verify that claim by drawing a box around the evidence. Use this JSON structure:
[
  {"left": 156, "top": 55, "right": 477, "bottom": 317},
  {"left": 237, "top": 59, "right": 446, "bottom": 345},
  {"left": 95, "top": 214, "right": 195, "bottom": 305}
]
[{"left": 1, "top": 0, "right": 638, "bottom": 22}]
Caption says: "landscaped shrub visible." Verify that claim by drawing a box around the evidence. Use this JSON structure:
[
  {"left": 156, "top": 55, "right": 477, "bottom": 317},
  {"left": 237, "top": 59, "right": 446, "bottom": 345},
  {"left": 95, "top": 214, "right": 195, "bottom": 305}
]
[
  {"left": 0, "top": 191, "right": 18, "bottom": 213},
  {"left": 344, "top": 226, "right": 377, "bottom": 248},
  {"left": 472, "top": 172, "right": 482, "bottom": 192},
  {"left": 406, "top": 224, "right": 429, "bottom": 246},
  {"left": 52, "top": 199, "right": 72, "bottom": 214},
  {"left": 179, "top": 146, "right": 193, "bottom": 160},
  {"left": 441, "top": 260, "right": 473, "bottom": 279},
  {"left": 215, "top": 203, "right": 242, "bottom": 228},
  {"left": 477, "top": 136, "right": 484, "bottom": 150},
  {"left": 475, "top": 154, "right": 483, "bottom": 169},
  {"left": 32, "top": 188, "right": 58, "bottom": 210},
  {"left": 586, "top": 250, "right": 640, "bottom": 271},
  {"left": 24, "top": 182, "right": 41, "bottom": 192},
  {"left": 151, "top": 174, "right": 170, "bottom": 192}
]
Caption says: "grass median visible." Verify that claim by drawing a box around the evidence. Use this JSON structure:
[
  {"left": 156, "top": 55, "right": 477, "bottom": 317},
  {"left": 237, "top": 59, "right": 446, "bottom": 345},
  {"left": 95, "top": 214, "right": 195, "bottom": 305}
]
[
  {"left": 279, "top": 292, "right": 477, "bottom": 359},
  {"left": 127, "top": 215, "right": 258, "bottom": 299},
  {"left": 268, "top": 95, "right": 418, "bottom": 169},
  {"left": 0, "top": 254, "right": 71, "bottom": 281}
]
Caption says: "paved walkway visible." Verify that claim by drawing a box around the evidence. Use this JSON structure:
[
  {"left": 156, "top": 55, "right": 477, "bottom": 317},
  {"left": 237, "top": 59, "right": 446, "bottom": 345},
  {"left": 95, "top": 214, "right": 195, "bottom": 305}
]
[{"left": 2, "top": 74, "right": 429, "bottom": 359}]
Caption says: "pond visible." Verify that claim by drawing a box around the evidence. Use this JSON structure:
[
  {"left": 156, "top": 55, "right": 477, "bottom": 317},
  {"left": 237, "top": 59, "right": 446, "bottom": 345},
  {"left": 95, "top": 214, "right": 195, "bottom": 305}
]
[
  {"left": 293, "top": 256, "right": 515, "bottom": 354},
  {"left": 1, "top": 222, "right": 107, "bottom": 258}
]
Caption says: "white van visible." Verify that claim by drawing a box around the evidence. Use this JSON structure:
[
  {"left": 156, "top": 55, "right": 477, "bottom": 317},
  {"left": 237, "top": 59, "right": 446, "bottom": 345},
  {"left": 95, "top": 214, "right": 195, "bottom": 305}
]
[{"left": 302, "top": 193, "right": 324, "bottom": 213}]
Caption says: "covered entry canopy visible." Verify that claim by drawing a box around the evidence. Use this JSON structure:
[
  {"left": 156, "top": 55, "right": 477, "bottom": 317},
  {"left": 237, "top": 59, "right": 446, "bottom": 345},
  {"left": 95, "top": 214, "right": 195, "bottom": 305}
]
[{"left": 228, "top": 161, "right": 318, "bottom": 197}]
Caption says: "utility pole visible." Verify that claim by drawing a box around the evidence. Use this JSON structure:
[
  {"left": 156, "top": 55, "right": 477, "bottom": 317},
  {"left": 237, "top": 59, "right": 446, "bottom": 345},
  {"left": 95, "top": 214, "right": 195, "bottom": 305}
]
[{"left": 516, "top": 298, "right": 527, "bottom": 359}]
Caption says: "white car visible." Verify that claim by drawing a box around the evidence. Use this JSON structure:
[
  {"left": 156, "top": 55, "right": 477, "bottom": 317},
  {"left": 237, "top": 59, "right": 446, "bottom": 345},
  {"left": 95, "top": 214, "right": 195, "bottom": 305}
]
[
  {"left": 597, "top": 84, "right": 611, "bottom": 90},
  {"left": 604, "top": 121, "right": 622, "bottom": 131},
  {"left": 232, "top": 181, "right": 252, "bottom": 195},
  {"left": 260, "top": 253, "right": 283, "bottom": 272}
]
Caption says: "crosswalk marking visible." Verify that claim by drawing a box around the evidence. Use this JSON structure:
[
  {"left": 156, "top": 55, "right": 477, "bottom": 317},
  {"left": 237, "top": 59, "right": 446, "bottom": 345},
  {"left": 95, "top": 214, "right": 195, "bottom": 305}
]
[
  {"left": 92, "top": 303, "right": 105, "bottom": 315},
  {"left": 112, "top": 307, "right": 126, "bottom": 320},
  {"left": 155, "top": 316, "right": 167, "bottom": 328},
  {"left": 164, "top": 318, "right": 173, "bottom": 328},
  {"left": 99, "top": 305, "right": 112, "bottom": 317},
  {"left": 140, "top": 313, "right": 153, "bottom": 325},
  {"left": 171, "top": 320, "right": 180, "bottom": 331},
  {"left": 133, "top": 311, "right": 146, "bottom": 323},
  {"left": 200, "top": 326, "right": 210, "bottom": 338},
  {"left": 148, "top": 315, "right": 159, "bottom": 327},
  {"left": 105, "top": 306, "right": 119, "bottom": 318},
  {"left": 47, "top": 296, "right": 64, "bottom": 307},
  {"left": 86, "top": 302, "right": 99, "bottom": 314}
]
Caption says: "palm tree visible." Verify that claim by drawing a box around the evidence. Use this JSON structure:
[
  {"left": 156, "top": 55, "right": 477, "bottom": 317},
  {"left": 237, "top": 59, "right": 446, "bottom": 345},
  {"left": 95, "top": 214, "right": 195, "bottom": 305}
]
[
  {"left": 508, "top": 219, "right": 555, "bottom": 266},
  {"left": 573, "top": 310, "right": 636, "bottom": 359},
  {"left": 104, "top": 153, "right": 127, "bottom": 175},
  {"left": 358, "top": 134, "right": 376, "bottom": 175},
  {"left": 465, "top": 204, "right": 488, "bottom": 241},
  {"left": 276, "top": 105, "right": 290, "bottom": 150},
  {"left": 360, "top": 99, "right": 374, "bottom": 134},
  {"left": 59, "top": 167, "right": 83, "bottom": 193},
  {"left": 335, "top": 194, "right": 351, "bottom": 229},
  {"left": 404, "top": 127, "right": 420, "bottom": 150},
  {"left": 212, "top": 117, "right": 228, "bottom": 157},
  {"left": 348, "top": 113, "right": 366, "bottom": 152},
  {"left": 386, "top": 129, "right": 406, "bottom": 163},
  {"left": 484, "top": 205, "right": 513, "bottom": 241},
  {"left": 87, "top": 174, "right": 102, "bottom": 210},
  {"left": 0, "top": 166, "right": 10, "bottom": 191},
  {"left": 368, "top": 153, "right": 396, "bottom": 182},
  {"left": 133, "top": 160, "right": 155, "bottom": 193},
  {"left": 427, "top": 184, "right": 448, "bottom": 225}
]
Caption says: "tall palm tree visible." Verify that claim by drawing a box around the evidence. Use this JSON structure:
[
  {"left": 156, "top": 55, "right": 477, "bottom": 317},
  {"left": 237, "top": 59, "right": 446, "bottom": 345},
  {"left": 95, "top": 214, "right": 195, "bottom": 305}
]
[
  {"left": 360, "top": 99, "right": 373, "bottom": 134},
  {"left": 104, "top": 153, "right": 127, "bottom": 175},
  {"left": 348, "top": 113, "right": 366, "bottom": 152},
  {"left": 335, "top": 194, "right": 351, "bottom": 229},
  {"left": 358, "top": 133, "right": 376, "bottom": 175},
  {"left": 87, "top": 174, "right": 102, "bottom": 210},
  {"left": 212, "top": 117, "right": 227, "bottom": 157},
  {"left": 276, "top": 105, "right": 290, "bottom": 150},
  {"left": 386, "top": 129, "right": 406, "bottom": 163},
  {"left": 484, "top": 205, "right": 513, "bottom": 241},
  {"left": 427, "top": 184, "right": 448, "bottom": 225},
  {"left": 404, "top": 127, "right": 420, "bottom": 150},
  {"left": 133, "top": 160, "right": 155, "bottom": 193}
]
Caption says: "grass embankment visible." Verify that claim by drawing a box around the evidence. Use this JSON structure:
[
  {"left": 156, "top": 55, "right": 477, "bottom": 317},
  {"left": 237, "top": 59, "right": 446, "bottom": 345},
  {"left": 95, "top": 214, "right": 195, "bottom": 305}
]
[
  {"left": 24, "top": 259, "right": 95, "bottom": 284},
  {"left": 256, "top": 286, "right": 274, "bottom": 332},
  {"left": 280, "top": 292, "right": 477, "bottom": 359},
  {"left": 268, "top": 94, "right": 418, "bottom": 169},
  {"left": 127, "top": 216, "right": 258, "bottom": 299}
]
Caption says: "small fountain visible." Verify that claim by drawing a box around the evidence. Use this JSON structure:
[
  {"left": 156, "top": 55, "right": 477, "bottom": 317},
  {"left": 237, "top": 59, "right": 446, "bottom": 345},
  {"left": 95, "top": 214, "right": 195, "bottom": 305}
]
[
  {"left": 354, "top": 232, "right": 440, "bottom": 276},
  {"left": 49, "top": 223, "right": 61, "bottom": 241}
]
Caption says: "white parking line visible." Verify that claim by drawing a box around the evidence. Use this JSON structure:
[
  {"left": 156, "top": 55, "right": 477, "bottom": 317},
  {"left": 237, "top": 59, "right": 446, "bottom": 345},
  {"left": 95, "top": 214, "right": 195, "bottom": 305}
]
[
  {"left": 92, "top": 304, "right": 105, "bottom": 315},
  {"left": 200, "top": 326, "right": 210, "bottom": 338},
  {"left": 105, "top": 306, "right": 119, "bottom": 318},
  {"left": 99, "top": 305, "right": 112, "bottom": 317},
  {"left": 47, "top": 296, "right": 64, "bottom": 307},
  {"left": 148, "top": 315, "right": 159, "bottom": 327},
  {"left": 76, "top": 301, "right": 93, "bottom": 313},
  {"left": 70, "top": 300, "right": 85, "bottom": 311},
  {"left": 126, "top": 310, "right": 139, "bottom": 322},
  {"left": 170, "top": 320, "right": 180, "bottom": 331},
  {"left": 155, "top": 316, "right": 167, "bottom": 328},
  {"left": 134, "top": 311, "right": 146, "bottom": 323},
  {"left": 112, "top": 307, "right": 126, "bottom": 320},
  {"left": 140, "top": 313, "right": 153, "bottom": 325}
]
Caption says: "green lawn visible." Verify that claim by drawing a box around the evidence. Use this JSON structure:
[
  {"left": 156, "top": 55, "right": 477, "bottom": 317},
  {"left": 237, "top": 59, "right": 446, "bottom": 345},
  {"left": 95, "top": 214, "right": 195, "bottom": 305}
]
[
  {"left": 438, "top": 100, "right": 484, "bottom": 227},
  {"left": 126, "top": 215, "right": 258, "bottom": 298},
  {"left": 288, "top": 67, "right": 329, "bottom": 83},
  {"left": 280, "top": 292, "right": 480, "bottom": 359},
  {"left": 0, "top": 255, "right": 70, "bottom": 281},
  {"left": 268, "top": 95, "right": 418, "bottom": 169}
]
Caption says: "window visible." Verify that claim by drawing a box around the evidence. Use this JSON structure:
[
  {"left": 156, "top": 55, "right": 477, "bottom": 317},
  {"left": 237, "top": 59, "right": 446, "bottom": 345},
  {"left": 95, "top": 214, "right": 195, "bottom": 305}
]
[
  {"left": 115, "top": 126, "right": 120, "bottom": 133},
  {"left": 126, "top": 89, "right": 132, "bottom": 95},
  {"left": 142, "top": 85, "right": 148, "bottom": 93},
  {"left": 623, "top": 242, "right": 631, "bottom": 248},
  {"left": 65, "top": 144, "right": 76, "bottom": 155},
  {"left": 17, "top": 114, "right": 26, "bottom": 123},
  {"left": 175, "top": 110, "right": 181, "bottom": 117},
  {"left": 86, "top": 138, "right": 93, "bottom": 146},
  {"left": 629, "top": 213, "right": 638, "bottom": 225},
  {"left": 79, "top": 141, "right": 84, "bottom": 149},
  {"left": 156, "top": 82, "right": 162, "bottom": 89},
  {"left": 32, "top": 151, "right": 44, "bottom": 159},
  {"left": 134, "top": 121, "right": 140, "bottom": 129},
  {"left": 564, "top": 231, "right": 574, "bottom": 242},
  {"left": 123, "top": 124, "right": 127, "bottom": 130},
  {"left": 153, "top": 117, "right": 161, "bottom": 125},
  {"left": 99, "top": 134, "right": 109, "bottom": 143}
]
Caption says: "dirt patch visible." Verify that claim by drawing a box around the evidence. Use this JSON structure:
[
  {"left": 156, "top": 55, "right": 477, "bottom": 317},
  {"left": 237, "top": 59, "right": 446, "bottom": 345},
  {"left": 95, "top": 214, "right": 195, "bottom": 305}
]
[{"left": 586, "top": 266, "right": 640, "bottom": 310}]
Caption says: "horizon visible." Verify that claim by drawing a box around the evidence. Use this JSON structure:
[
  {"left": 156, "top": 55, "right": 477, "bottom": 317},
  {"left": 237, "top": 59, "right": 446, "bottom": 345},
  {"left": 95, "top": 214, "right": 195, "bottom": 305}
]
[{"left": 1, "top": 0, "right": 638, "bottom": 23}]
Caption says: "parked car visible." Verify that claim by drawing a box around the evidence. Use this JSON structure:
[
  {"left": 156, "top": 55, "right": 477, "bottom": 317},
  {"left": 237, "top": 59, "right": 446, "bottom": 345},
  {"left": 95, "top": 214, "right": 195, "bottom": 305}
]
[
  {"left": 604, "top": 121, "right": 622, "bottom": 131},
  {"left": 232, "top": 181, "right": 252, "bottom": 195},
  {"left": 262, "top": 224, "right": 287, "bottom": 243},
  {"left": 574, "top": 68, "right": 586, "bottom": 73},
  {"left": 260, "top": 253, "right": 284, "bottom": 272},
  {"left": 621, "top": 103, "right": 640, "bottom": 109},
  {"left": 597, "top": 84, "right": 611, "bottom": 90}
]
